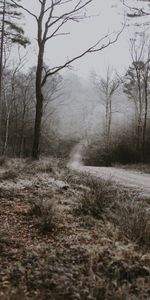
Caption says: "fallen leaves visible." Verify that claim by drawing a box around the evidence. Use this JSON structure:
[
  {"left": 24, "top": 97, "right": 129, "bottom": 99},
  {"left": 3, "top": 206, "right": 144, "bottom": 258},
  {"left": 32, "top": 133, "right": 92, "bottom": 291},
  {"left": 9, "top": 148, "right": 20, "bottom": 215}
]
[{"left": 0, "top": 158, "right": 149, "bottom": 299}]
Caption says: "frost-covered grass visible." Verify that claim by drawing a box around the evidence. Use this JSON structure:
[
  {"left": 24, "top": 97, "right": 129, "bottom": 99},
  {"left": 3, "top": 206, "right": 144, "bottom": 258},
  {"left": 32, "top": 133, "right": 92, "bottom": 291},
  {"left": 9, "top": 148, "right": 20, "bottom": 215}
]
[
  {"left": 71, "top": 172, "right": 150, "bottom": 248},
  {"left": 0, "top": 157, "right": 149, "bottom": 300}
]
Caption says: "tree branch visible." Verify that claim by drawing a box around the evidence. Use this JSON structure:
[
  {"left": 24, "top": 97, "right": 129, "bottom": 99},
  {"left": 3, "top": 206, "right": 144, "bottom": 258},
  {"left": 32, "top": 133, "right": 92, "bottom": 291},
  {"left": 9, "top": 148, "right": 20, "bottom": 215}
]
[
  {"left": 41, "top": 25, "right": 125, "bottom": 84},
  {"left": 121, "top": 0, "right": 150, "bottom": 18},
  {"left": 10, "top": 0, "right": 38, "bottom": 21}
]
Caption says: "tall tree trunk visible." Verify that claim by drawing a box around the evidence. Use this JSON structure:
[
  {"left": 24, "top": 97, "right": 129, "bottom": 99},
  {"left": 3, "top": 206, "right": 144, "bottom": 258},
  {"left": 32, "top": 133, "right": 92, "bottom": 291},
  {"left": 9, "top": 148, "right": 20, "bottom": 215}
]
[
  {"left": 136, "top": 114, "right": 143, "bottom": 153},
  {"left": 108, "top": 96, "right": 112, "bottom": 142},
  {"left": 31, "top": 1, "right": 45, "bottom": 160},
  {"left": 0, "top": 0, "right": 6, "bottom": 150},
  {"left": 105, "top": 98, "right": 109, "bottom": 140},
  {"left": 142, "top": 79, "right": 148, "bottom": 160},
  {"left": 0, "top": 0, "right": 5, "bottom": 101},
  {"left": 19, "top": 107, "right": 26, "bottom": 157},
  {"left": 32, "top": 44, "right": 44, "bottom": 160},
  {"left": 2, "top": 110, "right": 10, "bottom": 156},
  {"left": 136, "top": 68, "right": 143, "bottom": 157}
]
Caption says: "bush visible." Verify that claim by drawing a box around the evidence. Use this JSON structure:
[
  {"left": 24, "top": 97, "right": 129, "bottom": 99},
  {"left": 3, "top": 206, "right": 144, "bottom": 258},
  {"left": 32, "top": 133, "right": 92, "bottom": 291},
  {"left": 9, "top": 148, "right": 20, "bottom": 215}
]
[
  {"left": 110, "top": 141, "right": 140, "bottom": 164},
  {"left": 75, "top": 174, "right": 150, "bottom": 248},
  {"left": 77, "top": 177, "right": 117, "bottom": 219},
  {"left": 83, "top": 140, "right": 141, "bottom": 166},
  {"left": 110, "top": 197, "right": 150, "bottom": 248},
  {"left": 0, "top": 170, "right": 18, "bottom": 180},
  {"left": 0, "top": 288, "right": 27, "bottom": 300},
  {"left": 0, "top": 230, "right": 12, "bottom": 253},
  {"left": 37, "top": 163, "right": 53, "bottom": 173},
  {"left": 83, "top": 141, "right": 112, "bottom": 166},
  {"left": 30, "top": 198, "right": 57, "bottom": 233},
  {"left": 0, "top": 156, "right": 6, "bottom": 166},
  {"left": 62, "top": 169, "right": 92, "bottom": 186},
  {"left": 83, "top": 130, "right": 142, "bottom": 166}
]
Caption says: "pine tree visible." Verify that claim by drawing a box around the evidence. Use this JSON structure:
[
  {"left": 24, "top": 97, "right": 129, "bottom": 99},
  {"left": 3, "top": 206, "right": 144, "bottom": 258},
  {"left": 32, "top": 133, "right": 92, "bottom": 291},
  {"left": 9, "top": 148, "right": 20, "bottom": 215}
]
[{"left": 0, "top": 0, "right": 29, "bottom": 46}]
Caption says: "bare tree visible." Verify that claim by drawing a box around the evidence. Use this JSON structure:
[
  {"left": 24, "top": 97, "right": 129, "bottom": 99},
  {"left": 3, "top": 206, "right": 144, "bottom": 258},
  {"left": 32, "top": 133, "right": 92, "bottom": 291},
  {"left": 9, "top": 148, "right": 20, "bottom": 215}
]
[
  {"left": 94, "top": 68, "right": 120, "bottom": 148},
  {"left": 1, "top": 52, "right": 30, "bottom": 156},
  {"left": 11, "top": 0, "right": 123, "bottom": 159},
  {"left": 123, "top": 35, "right": 150, "bottom": 158}
]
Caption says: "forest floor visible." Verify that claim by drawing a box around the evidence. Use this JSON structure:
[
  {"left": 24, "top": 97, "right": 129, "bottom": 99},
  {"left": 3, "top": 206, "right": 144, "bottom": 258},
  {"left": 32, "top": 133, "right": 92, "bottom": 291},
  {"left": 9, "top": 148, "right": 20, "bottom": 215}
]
[{"left": 0, "top": 157, "right": 149, "bottom": 300}]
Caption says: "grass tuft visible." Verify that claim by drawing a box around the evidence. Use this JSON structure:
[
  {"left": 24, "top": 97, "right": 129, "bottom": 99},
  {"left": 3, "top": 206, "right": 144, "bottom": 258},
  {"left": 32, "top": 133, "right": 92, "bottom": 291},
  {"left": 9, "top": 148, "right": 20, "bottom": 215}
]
[
  {"left": 29, "top": 198, "right": 57, "bottom": 233},
  {"left": 0, "top": 170, "right": 18, "bottom": 180},
  {"left": 76, "top": 176, "right": 117, "bottom": 219},
  {"left": 110, "top": 197, "right": 150, "bottom": 248},
  {"left": 0, "top": 156, "right": 6, "bottom": 166},
  {"left": 75, "top": 174, "right": 150, "bottom": 248}
]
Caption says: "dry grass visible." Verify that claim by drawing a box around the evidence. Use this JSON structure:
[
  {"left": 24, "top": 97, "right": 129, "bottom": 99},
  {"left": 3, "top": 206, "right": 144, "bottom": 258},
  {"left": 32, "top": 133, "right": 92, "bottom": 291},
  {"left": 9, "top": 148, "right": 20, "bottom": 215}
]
[
  {"left": 0, "top": 230, "right": 12, "bottom": 254},
  {"left": 29, "top": 198, "right": 57, "bottom": 233},
  {"left": 0, "top": 158, "right": 149, "bottom": 300},
  {"left": 0, "top": 170, "right": 18, "bottom": 180},
  {"left": 0, "top": 156, "right": 6, "bottom": 166},
  {"left": 110, "top": 197, "right": 150, "bottom": 248},
  {"left": 60, "top": 168, "right": 89, "bottom": 185},
  {"left": 0, "top": 288, "right": 27, "bottom": 300},
  {"left": 74, "top": 173, "right": 150, "bottom": 248},
  {"left": 37, "top": 163, "right": 53, "bottom": 173},
  {"left": 23, "top": 157, "right": 61, "bottom": 177},
  {"left": 76, "top": 176, "right": 118, "bottom": 219}
]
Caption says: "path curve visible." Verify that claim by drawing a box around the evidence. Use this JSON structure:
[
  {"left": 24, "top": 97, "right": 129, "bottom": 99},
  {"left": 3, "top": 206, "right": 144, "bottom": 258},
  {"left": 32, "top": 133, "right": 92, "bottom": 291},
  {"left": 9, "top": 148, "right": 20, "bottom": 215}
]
[
  {"left": 70, "top": 164, "right": 150, "bottom": 195},
  {"left": 68, "top": 141, "right": 150, "bottom": 195}
]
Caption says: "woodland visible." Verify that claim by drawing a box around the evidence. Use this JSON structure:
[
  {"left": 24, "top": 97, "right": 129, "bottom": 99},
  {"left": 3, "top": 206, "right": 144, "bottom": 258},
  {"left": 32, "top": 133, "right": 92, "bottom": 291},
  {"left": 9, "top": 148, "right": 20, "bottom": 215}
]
[{"left": 0, "top": 1, "right": 150, "bottom": 300}]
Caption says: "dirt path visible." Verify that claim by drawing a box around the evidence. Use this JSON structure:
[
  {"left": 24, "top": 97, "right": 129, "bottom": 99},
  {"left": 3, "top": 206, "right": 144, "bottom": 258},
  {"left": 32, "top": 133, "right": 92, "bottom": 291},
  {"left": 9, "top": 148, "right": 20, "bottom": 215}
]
[{"left": 71, "top": 164, "right": 150, "bottom": 194}]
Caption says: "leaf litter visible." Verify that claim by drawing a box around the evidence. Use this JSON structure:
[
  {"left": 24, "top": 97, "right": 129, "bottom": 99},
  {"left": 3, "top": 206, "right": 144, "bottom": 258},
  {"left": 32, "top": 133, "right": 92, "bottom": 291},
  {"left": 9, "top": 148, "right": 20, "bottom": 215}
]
[{"left": 0, "top": 158, "right": 149, "bottom": 300}]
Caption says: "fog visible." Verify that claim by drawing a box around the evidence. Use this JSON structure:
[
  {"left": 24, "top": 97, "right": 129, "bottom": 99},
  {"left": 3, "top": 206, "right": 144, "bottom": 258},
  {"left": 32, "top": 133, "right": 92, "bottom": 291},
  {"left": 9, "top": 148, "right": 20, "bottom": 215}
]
[
  {"left": 1, "top": 0, "right": 150, "bottom": 163},
  {"left": 47, "top": 71, "right": 134, "bottom": 141}
]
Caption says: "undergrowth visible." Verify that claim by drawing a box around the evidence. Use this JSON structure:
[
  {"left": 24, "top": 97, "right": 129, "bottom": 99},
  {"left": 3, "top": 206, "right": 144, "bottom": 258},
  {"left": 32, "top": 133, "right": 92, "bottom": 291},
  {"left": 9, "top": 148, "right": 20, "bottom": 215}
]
[
  {"left": 29, "top": 198, "right": 57, "bottom": 233},
  {"left": 73, "top": 172, "right": 150, "bottom": 249}
]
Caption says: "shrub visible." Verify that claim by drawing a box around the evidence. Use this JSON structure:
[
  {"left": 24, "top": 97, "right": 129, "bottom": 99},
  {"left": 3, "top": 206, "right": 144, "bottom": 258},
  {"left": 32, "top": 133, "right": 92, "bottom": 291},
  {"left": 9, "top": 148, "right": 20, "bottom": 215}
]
[
  {"left": 62, "top": 169, "right": 91, "bottom": 186},
  {"left": 83, "top": 129, "right": 143, "bottom": 166},
  {"left": 0, "top": 288, "right": 27, "bottom": 300},
  {"left": 83, "top": 141, "right": 112, "bottom": 166},
  {"left": 75, "top": 174, "right": 150, "bottom": 248},
  {"left": 110, "top": 197, "right": 150, "bottom": 248},
  {"left": 37, "top": 163, "right": 53, "bottom": 173},
  {"left": 83, "top": 139, "right": 141, "bottom": 166},
  {"left": 0, "top": 156, "right": 6, "bottom": 166},
  {"left": 0, "top": 230, "right": 12, "bottom": 253},
  {"left": 0, "top": 170, "right": 18, "bottom": 180},
  {"left": 110, "top": 141, "right": 140, "bottom": 164},
  {"left": 77, "top": 177, "right": 117, "bottom": 219},
  {"left": 29, "top": 198, "right": 57, "bottom": 233}
]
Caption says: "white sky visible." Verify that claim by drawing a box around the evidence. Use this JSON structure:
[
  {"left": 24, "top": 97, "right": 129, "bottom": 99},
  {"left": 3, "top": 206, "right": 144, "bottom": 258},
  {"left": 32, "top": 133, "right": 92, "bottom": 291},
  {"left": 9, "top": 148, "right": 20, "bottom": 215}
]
[{"left": 18, "top": 0, "right": 145, "bottom": 78}]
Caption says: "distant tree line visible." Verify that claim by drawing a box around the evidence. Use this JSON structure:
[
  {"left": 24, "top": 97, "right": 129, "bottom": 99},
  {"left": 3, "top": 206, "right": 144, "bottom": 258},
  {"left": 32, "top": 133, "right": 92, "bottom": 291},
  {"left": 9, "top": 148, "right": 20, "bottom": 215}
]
[{"left": 84, "top": 33, "right": 150, "bottom": 166}]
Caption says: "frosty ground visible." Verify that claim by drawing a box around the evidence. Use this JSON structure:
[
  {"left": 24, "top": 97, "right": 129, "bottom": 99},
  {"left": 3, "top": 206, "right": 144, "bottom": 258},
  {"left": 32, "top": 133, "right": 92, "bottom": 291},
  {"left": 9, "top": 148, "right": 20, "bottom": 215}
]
[{"left": 0, "top": 157, "right": 149, "bottom": 300}]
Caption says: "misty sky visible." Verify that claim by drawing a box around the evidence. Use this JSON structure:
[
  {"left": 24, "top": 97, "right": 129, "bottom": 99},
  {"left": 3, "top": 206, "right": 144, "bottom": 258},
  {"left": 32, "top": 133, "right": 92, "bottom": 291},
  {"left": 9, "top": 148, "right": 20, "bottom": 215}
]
[{"left": 19, "top": 0, "right": 146, "bottom": 78}]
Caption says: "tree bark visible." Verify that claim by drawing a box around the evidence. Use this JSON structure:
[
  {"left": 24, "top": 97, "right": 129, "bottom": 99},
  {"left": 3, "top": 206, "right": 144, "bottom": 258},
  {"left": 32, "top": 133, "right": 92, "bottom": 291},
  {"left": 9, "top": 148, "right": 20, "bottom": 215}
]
[
  {"left": 0, "top": 0, "right": 6, "bottom": 150},
  {"left": 2, "top": 110, "right": 10, "bottom": 156},
  {"left": 32, "top": 44, "right": 44, "bottom": 159},
  {"left": 142, "top": 71, "right": 148, "bottom": 160},
  {"left": 19, "top": 106, "right": 26, "bottom": 157},
  {"left": 0, "top": 0, "right": 6, "bottom": 102}
]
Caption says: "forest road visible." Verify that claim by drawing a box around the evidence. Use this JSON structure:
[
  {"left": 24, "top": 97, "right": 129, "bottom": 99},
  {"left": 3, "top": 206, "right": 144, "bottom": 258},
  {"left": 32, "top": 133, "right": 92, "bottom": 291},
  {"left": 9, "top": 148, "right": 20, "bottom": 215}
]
[{"left": 70, "top": 164, "right": 150, "bottom": 195}]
